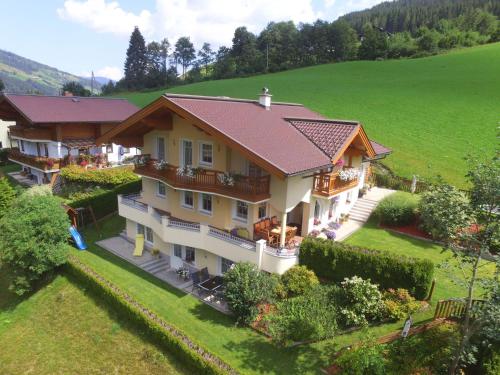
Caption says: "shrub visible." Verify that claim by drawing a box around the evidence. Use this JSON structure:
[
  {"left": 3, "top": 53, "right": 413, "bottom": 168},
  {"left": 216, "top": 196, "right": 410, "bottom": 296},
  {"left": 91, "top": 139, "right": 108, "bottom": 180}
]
[
  {"left": 266, "top": 285, "right": 338, "bottom": 345},
  {"left": 0, "top": 177, "right": 16, "bottom": 218},
  {"left": 338, "top": 276, "right": 384, "bottom": 327},
  {"left": 382, "top": 288, "right": 421, "bottom": 321},
  {"left": 60, "top": 165, "right": 139, "bottom": 186},
  {"left": 336, "top": 338, "right": 386, "bottom": 375},
  {"left": 280, "top": 265, "right": 319, "bottom": 298},
  {"left": 373, "top": 192, "right": 419, "bottom": 226},
  {"left": 0, "top": 188, "right": 70, "bottom": 294},
  {"left": 299, "top": 237, "right": 434, "bottom": 300},
  {"left": 223, "top": 262, "right": 278, "bottom": 324}
]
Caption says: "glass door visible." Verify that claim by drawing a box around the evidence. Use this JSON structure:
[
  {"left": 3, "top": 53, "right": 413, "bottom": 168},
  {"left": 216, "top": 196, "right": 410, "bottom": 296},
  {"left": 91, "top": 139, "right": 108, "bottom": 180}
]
[{"left": 181, "top": 140, "right": 193, "bottom": 166}]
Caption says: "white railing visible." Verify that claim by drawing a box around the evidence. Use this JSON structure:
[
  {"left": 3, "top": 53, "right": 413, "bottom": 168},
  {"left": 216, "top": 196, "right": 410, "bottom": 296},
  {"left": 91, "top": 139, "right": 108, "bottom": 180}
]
[
  {"left": 167, "top": 218, "right": 201, "bottom": 232},
  {"left": 208, "top": 226, "right": 256, "bottom": 251},
  {"left": 264, "top": 246, "right": 299, "bottom": 258},
  {"left": 121, "top": 194, "right": 148, "bottom": 212}
]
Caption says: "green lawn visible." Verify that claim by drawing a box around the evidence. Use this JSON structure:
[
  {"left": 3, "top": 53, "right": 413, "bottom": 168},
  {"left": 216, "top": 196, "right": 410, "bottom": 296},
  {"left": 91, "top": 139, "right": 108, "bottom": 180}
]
[
  {"left": 116, "top": 43, "right": 500, "bottom": 187},
  {"left": 0, "top": 270, "right": 189, "bottom": 374}
]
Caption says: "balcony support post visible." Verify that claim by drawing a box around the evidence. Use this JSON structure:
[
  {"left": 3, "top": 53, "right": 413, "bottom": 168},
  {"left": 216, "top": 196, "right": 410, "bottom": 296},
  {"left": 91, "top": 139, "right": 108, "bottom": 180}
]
[
  {"left": 280, "top": 212, "right": 287, "bottom": 247},
  {"left": 256, "top": 239, "right": 266, "bottom": 270}
]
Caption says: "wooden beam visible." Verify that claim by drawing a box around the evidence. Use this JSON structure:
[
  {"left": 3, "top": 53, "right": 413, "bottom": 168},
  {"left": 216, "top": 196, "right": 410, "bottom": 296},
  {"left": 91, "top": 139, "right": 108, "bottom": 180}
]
[
  {"left": 113, "top": 136, "right": 144, "bottom": 148},
  {"left": 142, "top": 112, "right": 173, "bottom": 130}
]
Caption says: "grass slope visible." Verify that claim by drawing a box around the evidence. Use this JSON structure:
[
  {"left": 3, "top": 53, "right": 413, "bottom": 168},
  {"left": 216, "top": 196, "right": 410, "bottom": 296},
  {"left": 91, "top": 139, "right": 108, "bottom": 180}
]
[
  {"left": 0, "top": 271, "right": 188, "bottom": 374},
  {"left": 118, "top": 43, "right": 500, "bottom": 187}
]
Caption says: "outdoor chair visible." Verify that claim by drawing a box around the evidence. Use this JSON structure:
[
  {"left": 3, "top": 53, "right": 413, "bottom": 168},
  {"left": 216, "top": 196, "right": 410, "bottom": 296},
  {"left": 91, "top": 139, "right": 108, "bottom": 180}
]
[
  {"left": 200, "top": 267, "right": 210, "bottom": 283},
  {"left": 264, "top": 218, "right": 271, "bottom": 230},
  {"left": 271, "top": 216, "right": 279, "bottom": 227},
  {"left": 191, "top": 271, "right": 201, "bottom": 294},
  {"left": 285, "top": 227, "right": 298, "bottom": 246}
]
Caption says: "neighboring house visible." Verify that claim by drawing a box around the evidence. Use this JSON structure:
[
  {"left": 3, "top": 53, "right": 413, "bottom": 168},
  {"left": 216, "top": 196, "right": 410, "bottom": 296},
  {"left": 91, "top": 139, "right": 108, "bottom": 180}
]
[
  {"left": 0, "top": 119, "right": 17, "bottom": 149},
  {"left": 97, "top": 90, "right": 391, "bottom": 275},
  {"left": 0, "top": 94, "right": 141, "bottom": 184}
]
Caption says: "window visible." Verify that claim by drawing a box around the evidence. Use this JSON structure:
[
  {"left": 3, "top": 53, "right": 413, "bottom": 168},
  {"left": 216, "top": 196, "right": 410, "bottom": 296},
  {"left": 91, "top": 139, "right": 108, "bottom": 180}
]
[
  {"left": 106, "top": 144, "right": 113, "bottom": 153},
  {"left": 44, "top": 144, "right": 49, "bottom": 157},
  {"left": 235, "top": 200, "right": 248, "bottom": 221},
  {"left": 258, "top": 203, "right": 267, "bottom": 220},
  {"left": 181, "top": 191, "right": 194, "bottom": 209},
  {"left": 199, "top": 142, "right": 213, "bottom": 166},
  {"left": 314, "top": 200, "right": 321, "bottom": 220},
  {"left": 20, "top": 140, "right": 25, "bottom": 152},
  {"left": 200, "top": 193, "right": 212, "bottom": 215},
  {"left": 185, "top": 247, "right": 195, "bottom": 263},
  {"left": 137, "top": 223, "right": 145, "bottom": 235},
  {"left": 157, "top": 137, "right": 165, "bottom": 161},
  {"left": 145, "top": 227, "right": 154, "bottom": 244},
  {"left": 181, "top": 139, "right": 192, "bottom": 166},
  {"left": 221, "top": 257, "right": 234, "bottom": 274},
  {"left": 157, "top": 181, "right": 166, "bottom": 197},
  {"left": 248, "top": 162, "right": 263, "bottom": 177},
  {"left": 173, "top": 244, "right": 182, "bottom": 258}
]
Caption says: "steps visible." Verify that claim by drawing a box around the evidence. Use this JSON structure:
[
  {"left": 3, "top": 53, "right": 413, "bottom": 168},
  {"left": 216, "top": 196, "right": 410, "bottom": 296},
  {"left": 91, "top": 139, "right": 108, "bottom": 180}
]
[
  {"left": 141, "top": 258, "right": 170, "bottom": 274},
  {"left": 348, "top": 198, "right": 379, "bottom": 223}
]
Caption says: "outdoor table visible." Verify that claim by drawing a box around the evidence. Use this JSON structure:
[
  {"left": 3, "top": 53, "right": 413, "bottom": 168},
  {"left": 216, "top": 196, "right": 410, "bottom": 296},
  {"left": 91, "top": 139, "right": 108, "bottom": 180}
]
[
  {"left": 198, "top": 276, "right": 223, "bottom": 293},
  {"left": 270, "top": 225, "right": 297, "bottom": 235}
]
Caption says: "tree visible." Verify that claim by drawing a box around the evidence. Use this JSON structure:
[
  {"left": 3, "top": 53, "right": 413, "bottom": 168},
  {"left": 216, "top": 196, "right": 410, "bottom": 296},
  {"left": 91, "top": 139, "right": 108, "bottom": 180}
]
[
  {"left": 417, "top": 26, "right": 440, "bottom": 53},
  {"left": 0, "top": 177, "right": 16, "bottom": 218},
  {"left": 145, "top": 41, "right": 165, "bottom": 88},
  {"left": 330, "top": 20, "right": 358, "bottom": 61},
  {"left": 197, "top": 42, "right": 215, "bottom": 76},
  {"left": 212, "top": 46, "right": 236, "bottom": 79},
  {"left": 100, "top": 80, "right": 115, "bottom": 95},
  {"left": 159, "top": 38, "right": 170, "bottom": 77},
  {"left": 61, "top": 81, "right": 91, "bottom": 97},
  {"left": 420, "top": 155, "right": 499, "bottom": 374},
  {"left": 0, "top": 78, "right": 4, "bottom": 92},
  {"left": 258, "top": 21, "right": 300, "bottom": 71},
  {"left": 0, "top": 188, "right": 70, "bottom": 295},
  {"left": 124, "top": 26, "right": 148, "bottom": 89},
  {"left": 358, "top": 23, "right": 388, "bottom": 60},
  {"left": 231, "top": 27, "right": 262, "bottom": 75},
  {"left": 173, "top": 36, "right": 196, "bottom": 77}
]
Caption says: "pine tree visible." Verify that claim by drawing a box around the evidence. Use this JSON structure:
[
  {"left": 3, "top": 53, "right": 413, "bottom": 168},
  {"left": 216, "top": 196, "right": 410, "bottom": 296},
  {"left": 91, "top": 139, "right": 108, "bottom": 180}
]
[
  {"left": 124, "top": 27, "right": 147, "bottom": 89},
  {"left": 173, "top": 37, "right": 196, "bottom": 77},
  {"left": 197, "top": 43, "right": 215, "bottom": 76}
]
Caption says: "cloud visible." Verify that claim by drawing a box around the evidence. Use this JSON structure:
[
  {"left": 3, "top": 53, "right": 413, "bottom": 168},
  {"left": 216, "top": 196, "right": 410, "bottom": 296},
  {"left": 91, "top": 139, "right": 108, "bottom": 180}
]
[
  {"left": 57, "top": 0, "right": 153, "bottom": 36},
  {"left": 81, "top": 66, "right": 123, "bottom": 81}
]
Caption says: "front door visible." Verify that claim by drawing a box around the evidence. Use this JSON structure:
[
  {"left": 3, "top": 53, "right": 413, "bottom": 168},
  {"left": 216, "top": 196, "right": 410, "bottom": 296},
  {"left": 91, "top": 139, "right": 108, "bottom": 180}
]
[{"left": 171, "top": 244, "right": 183, "bottom": 269}]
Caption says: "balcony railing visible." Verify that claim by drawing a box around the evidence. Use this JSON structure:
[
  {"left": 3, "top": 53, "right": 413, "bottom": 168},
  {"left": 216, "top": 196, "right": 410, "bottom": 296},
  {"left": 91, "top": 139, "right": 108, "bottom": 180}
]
[
  {"left": 208, "top": 226, "right": 256, "bottom": 250},
  {"left": 9, "top": 127, "right": 54, "bottom": 141},
  {"left": 134, "top": 157, "right": 271, "bottom": 202},
  {"left": 313, "top": 170, "right": 359, "bottom": 196},
  {"left": 8, "top": 148, "right": 61, "bottom": 171}
]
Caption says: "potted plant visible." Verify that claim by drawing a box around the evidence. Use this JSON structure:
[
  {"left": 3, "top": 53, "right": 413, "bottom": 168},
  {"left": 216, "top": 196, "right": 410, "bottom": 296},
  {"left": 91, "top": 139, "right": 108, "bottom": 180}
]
[{"left": 150, "top": 248, "right": 161, "bottom": 258}]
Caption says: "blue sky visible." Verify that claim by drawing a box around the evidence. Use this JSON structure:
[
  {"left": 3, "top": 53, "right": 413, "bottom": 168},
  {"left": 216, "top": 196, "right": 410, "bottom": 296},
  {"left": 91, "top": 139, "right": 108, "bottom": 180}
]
[{"left": 0, "top": 1, "right": 384, "bottom": 80}]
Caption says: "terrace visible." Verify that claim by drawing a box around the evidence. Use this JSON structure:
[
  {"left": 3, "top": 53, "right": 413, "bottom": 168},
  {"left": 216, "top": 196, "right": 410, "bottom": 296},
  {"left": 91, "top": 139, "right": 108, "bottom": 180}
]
[
  {"left": 313, "top": 170, "right": 360, "bottom": 197},
  {"left": 134, "top": 156, "right": 271, "bottom": 203},
  {"left": 8, "top": 147, "right": 61, "bottom": 171}
]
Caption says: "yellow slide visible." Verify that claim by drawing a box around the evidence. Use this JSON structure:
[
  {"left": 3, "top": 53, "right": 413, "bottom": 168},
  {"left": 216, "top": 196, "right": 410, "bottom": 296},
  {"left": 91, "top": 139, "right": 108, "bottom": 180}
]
[{"left": 133, "top": 234, "right": 144, "bottom": 257}]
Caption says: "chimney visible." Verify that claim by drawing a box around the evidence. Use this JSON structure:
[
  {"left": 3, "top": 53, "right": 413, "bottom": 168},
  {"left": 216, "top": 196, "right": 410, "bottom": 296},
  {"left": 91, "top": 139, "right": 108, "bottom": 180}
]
[{"left": 258, "top": 87, "right": 271, "bottom": 110}]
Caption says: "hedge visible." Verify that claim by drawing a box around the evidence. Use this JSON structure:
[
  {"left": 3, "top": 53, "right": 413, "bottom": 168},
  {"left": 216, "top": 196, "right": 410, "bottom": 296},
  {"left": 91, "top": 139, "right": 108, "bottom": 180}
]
[
  {"left": 373, "top": 192, "right": 419, "bottom": 226},
  {"left": 64, "top": 256, "right": 237, "bottom": 375},
  {"left": 60, "top": 165, "right": 140, "bottom": 186},
  {"left": 67, "top": 180, "right": 141, "bottom": 222},
  {"left": 299, "top": 238, "right": 434, "bottom": 300}
]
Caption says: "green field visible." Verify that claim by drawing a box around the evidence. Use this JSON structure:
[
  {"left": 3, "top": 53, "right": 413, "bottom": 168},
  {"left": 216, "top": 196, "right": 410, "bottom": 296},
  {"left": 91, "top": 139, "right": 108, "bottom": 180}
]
[
  {"left": 0, "top": 270, "right": 188, "bottom": 374},
  {"left": 117, "top": 43, "right": 500, "bottom": 187}
]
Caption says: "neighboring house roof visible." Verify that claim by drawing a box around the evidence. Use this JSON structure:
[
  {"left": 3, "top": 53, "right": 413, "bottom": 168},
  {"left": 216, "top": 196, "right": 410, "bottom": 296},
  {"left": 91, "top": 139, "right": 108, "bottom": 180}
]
[
  {"left": 0, "top": 94, "right": 139, "bottom": 124},
  {"left": 98, "top": 93, "right": 390, "bottom": 177},
  {"left": 370, "top": 140, "right": 392, "bottom": 157}
]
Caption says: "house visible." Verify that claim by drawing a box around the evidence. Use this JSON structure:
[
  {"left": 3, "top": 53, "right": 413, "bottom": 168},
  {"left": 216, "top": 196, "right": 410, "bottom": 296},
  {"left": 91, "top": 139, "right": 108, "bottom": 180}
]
[
  {"left": 0, "top": 94, "right": 141, "bottom": 184},
  {"left": 0, "top": 119, "right": 17, "bottom": 150},
  {"left": 97, "top": 90, "right": 391, "bottom": 275}
]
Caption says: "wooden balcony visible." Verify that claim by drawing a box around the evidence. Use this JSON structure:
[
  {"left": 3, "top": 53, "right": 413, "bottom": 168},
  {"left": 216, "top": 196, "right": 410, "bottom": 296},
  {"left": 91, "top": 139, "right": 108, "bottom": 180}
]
[
  {"left": 9, "top": 127, "right": 54, "bottom": 141},
  {"left": 8, "top": 148, "right": 61, "bottom": 171},
  {"left": 313, "top": 171, "right": 359, "bottom": 197},
  {"left": 135, "top": 159, "right": 271, "bottom": 202}
]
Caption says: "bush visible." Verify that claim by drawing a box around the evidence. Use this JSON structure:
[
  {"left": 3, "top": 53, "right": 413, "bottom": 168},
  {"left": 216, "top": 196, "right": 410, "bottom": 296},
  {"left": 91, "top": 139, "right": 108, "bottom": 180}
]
[
  {"left": 60, "top": 165, "right": 139, "bottom": 186},
  {"left": 373, "top": 192, "right": 419, "bottom": 226},
  {"left": 280, "top": 265, "right": 319, "bottom": 298},
  {"left": 67, "top": 180, "right": 141, "bottom": 222},
  {"left": 299, "top": 238, "right": 434, "bottom": 300},
  {"left": 382, "top": 288, "right": 421, "bottom": 321},
  {"left": 336, "top": 338, "right": 386, "bottom": 375},
  {"left": 266, "top": 285, "right": 338, "bottom": 345},
  {"left": 0, "top": 177, "right": 16, "bottom": 218},
  {"left": 223, "top": 262, "right": 278, "bottom": 324},
  {"left": 338, "top": 276, "right": 384, "bottom": 327},
  {"left": 0, "top": 188, "right": 70, "bottom": 294}
]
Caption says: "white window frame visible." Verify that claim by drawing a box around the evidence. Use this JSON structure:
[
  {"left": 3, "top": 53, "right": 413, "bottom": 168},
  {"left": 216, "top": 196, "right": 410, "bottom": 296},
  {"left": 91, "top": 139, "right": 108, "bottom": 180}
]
[
  {"left": 198, "top": 141, "right": 213, "bottom": 167},
  {"left": 185, "top": 246, "right": 196, "bottom": 263},
  {"left": 180, "top": 138, "right": 193, "bottom": 167},
  {"left": 199, "top": 193, "right": 213, "bottom": 216},
  {"left": 156, "top": 181, "right": 166, "bottom": 198},
  {"left": 219, "top": 256, "right": 235, "bottom": 275},
  {"left": 156, "top": 136, "right": 166, "bottom": 161},
  {"left": 106, "top": 144, "right": 113, "bottom": 153},
  {"left": 173, "top": 244, "right": 182, "bottom": 258},
  {"left": 233, "top": 200, "right": 248, "bottom": 222},
  {"left": 145, "top": 227, "right": 154, "bottom": 244},
  {"left": 181, "top": 190, "right": 194, "bottom": 209},
  {"left": 257, "top": 203, "right": 267, "bottom": 220},
  {"left": 136, "top": 223, "right": 145, "bottom": 236}
]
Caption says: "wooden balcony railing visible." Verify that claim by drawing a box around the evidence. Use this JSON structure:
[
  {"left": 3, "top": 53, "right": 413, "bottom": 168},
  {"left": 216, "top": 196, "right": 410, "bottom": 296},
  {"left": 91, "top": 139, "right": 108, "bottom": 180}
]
[
  {"left": 134, "top": 158, "right": 271, "bottom": 202},
  {"left": 9, "top": 127, "right": 54, "bottom": 141},
  {"left": 313, "top": 171, "right": 359, "bottom": 196},
  {"left": 8, "top": 148, "right": 61, "bottom": 171}
]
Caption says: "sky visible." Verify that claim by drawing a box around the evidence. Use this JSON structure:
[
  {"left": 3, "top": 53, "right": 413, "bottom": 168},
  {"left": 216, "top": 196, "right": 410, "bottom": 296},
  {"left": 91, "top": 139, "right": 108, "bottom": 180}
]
[{"left": 0, "top": 0, "right": 385, "bottom": 81}]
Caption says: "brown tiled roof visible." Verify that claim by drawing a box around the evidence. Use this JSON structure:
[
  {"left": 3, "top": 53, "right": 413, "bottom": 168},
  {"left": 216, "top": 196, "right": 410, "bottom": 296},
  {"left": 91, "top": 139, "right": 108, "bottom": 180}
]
[
  {"left": 166, "top": 95, "right": 332, "bottom": 175},
  {"left": 287, "top": 118, "right": 360, "bottom": 159},
  {"left": 1, "top": 94, "right": 138, "bottom": 124},
  {"left": 370, "top": 140, "right": 392, "bottom": 156}
]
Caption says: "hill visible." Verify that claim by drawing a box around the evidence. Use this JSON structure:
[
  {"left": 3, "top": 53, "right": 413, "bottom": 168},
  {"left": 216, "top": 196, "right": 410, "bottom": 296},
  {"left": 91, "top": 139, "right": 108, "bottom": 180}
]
[
  {"left": 116, "top": 43, "right": 499, "bottom": 187},
  {"left": 0, "top": 49, "right": 100, "bottom": 95}
]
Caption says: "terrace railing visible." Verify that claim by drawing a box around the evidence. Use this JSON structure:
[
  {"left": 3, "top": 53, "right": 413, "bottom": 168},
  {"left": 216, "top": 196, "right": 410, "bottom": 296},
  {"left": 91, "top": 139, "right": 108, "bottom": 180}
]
[
  {"left": 121, "top": 194, "right": 148, "bottom": 212},
  {"left": 8, "top": 148, "right": 61, "bottom": 171},
  {"left": 208, "top": 226, "right": 256, "bottom": 250},
  {"left": 313, "top": 170, "right": 359, "bottom": 196}
]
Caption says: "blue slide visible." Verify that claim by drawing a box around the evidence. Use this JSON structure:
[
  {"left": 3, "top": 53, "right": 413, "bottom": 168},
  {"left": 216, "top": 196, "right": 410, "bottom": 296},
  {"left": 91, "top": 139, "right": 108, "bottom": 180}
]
[{"left": 69, "top": 226, "right": 87, "bottom": 250}]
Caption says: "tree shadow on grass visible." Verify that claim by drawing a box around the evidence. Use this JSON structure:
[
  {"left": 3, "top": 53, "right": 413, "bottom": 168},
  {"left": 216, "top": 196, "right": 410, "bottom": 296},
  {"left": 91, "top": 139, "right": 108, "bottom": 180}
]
[{"left": 187, "top": 300, "right": 237, "bottom": 327}]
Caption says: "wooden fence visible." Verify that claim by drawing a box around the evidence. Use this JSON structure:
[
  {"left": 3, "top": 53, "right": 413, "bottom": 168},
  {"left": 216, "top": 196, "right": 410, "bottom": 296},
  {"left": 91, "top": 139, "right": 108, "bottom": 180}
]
[{"left": 433, "top": 299, "right": 486, "bottom": 320}]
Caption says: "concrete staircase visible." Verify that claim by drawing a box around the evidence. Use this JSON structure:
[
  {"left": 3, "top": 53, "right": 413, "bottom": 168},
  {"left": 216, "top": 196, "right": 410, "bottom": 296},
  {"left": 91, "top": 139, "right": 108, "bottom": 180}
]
[
  {"left": 348, "top": 197, "right": 380, "bottom": 222},
  {"left": 140, "top": 257, "right": 170, "bottom": 275}
]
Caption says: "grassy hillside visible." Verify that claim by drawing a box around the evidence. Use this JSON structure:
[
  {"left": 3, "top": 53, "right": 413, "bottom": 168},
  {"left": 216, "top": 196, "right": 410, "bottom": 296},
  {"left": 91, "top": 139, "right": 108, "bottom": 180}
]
[
  {"left": 0, "top": 49, "right": 100, "bottom": 95},
  {"left": 118, "top": 43, "right": 500, "bottom": 187}
]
